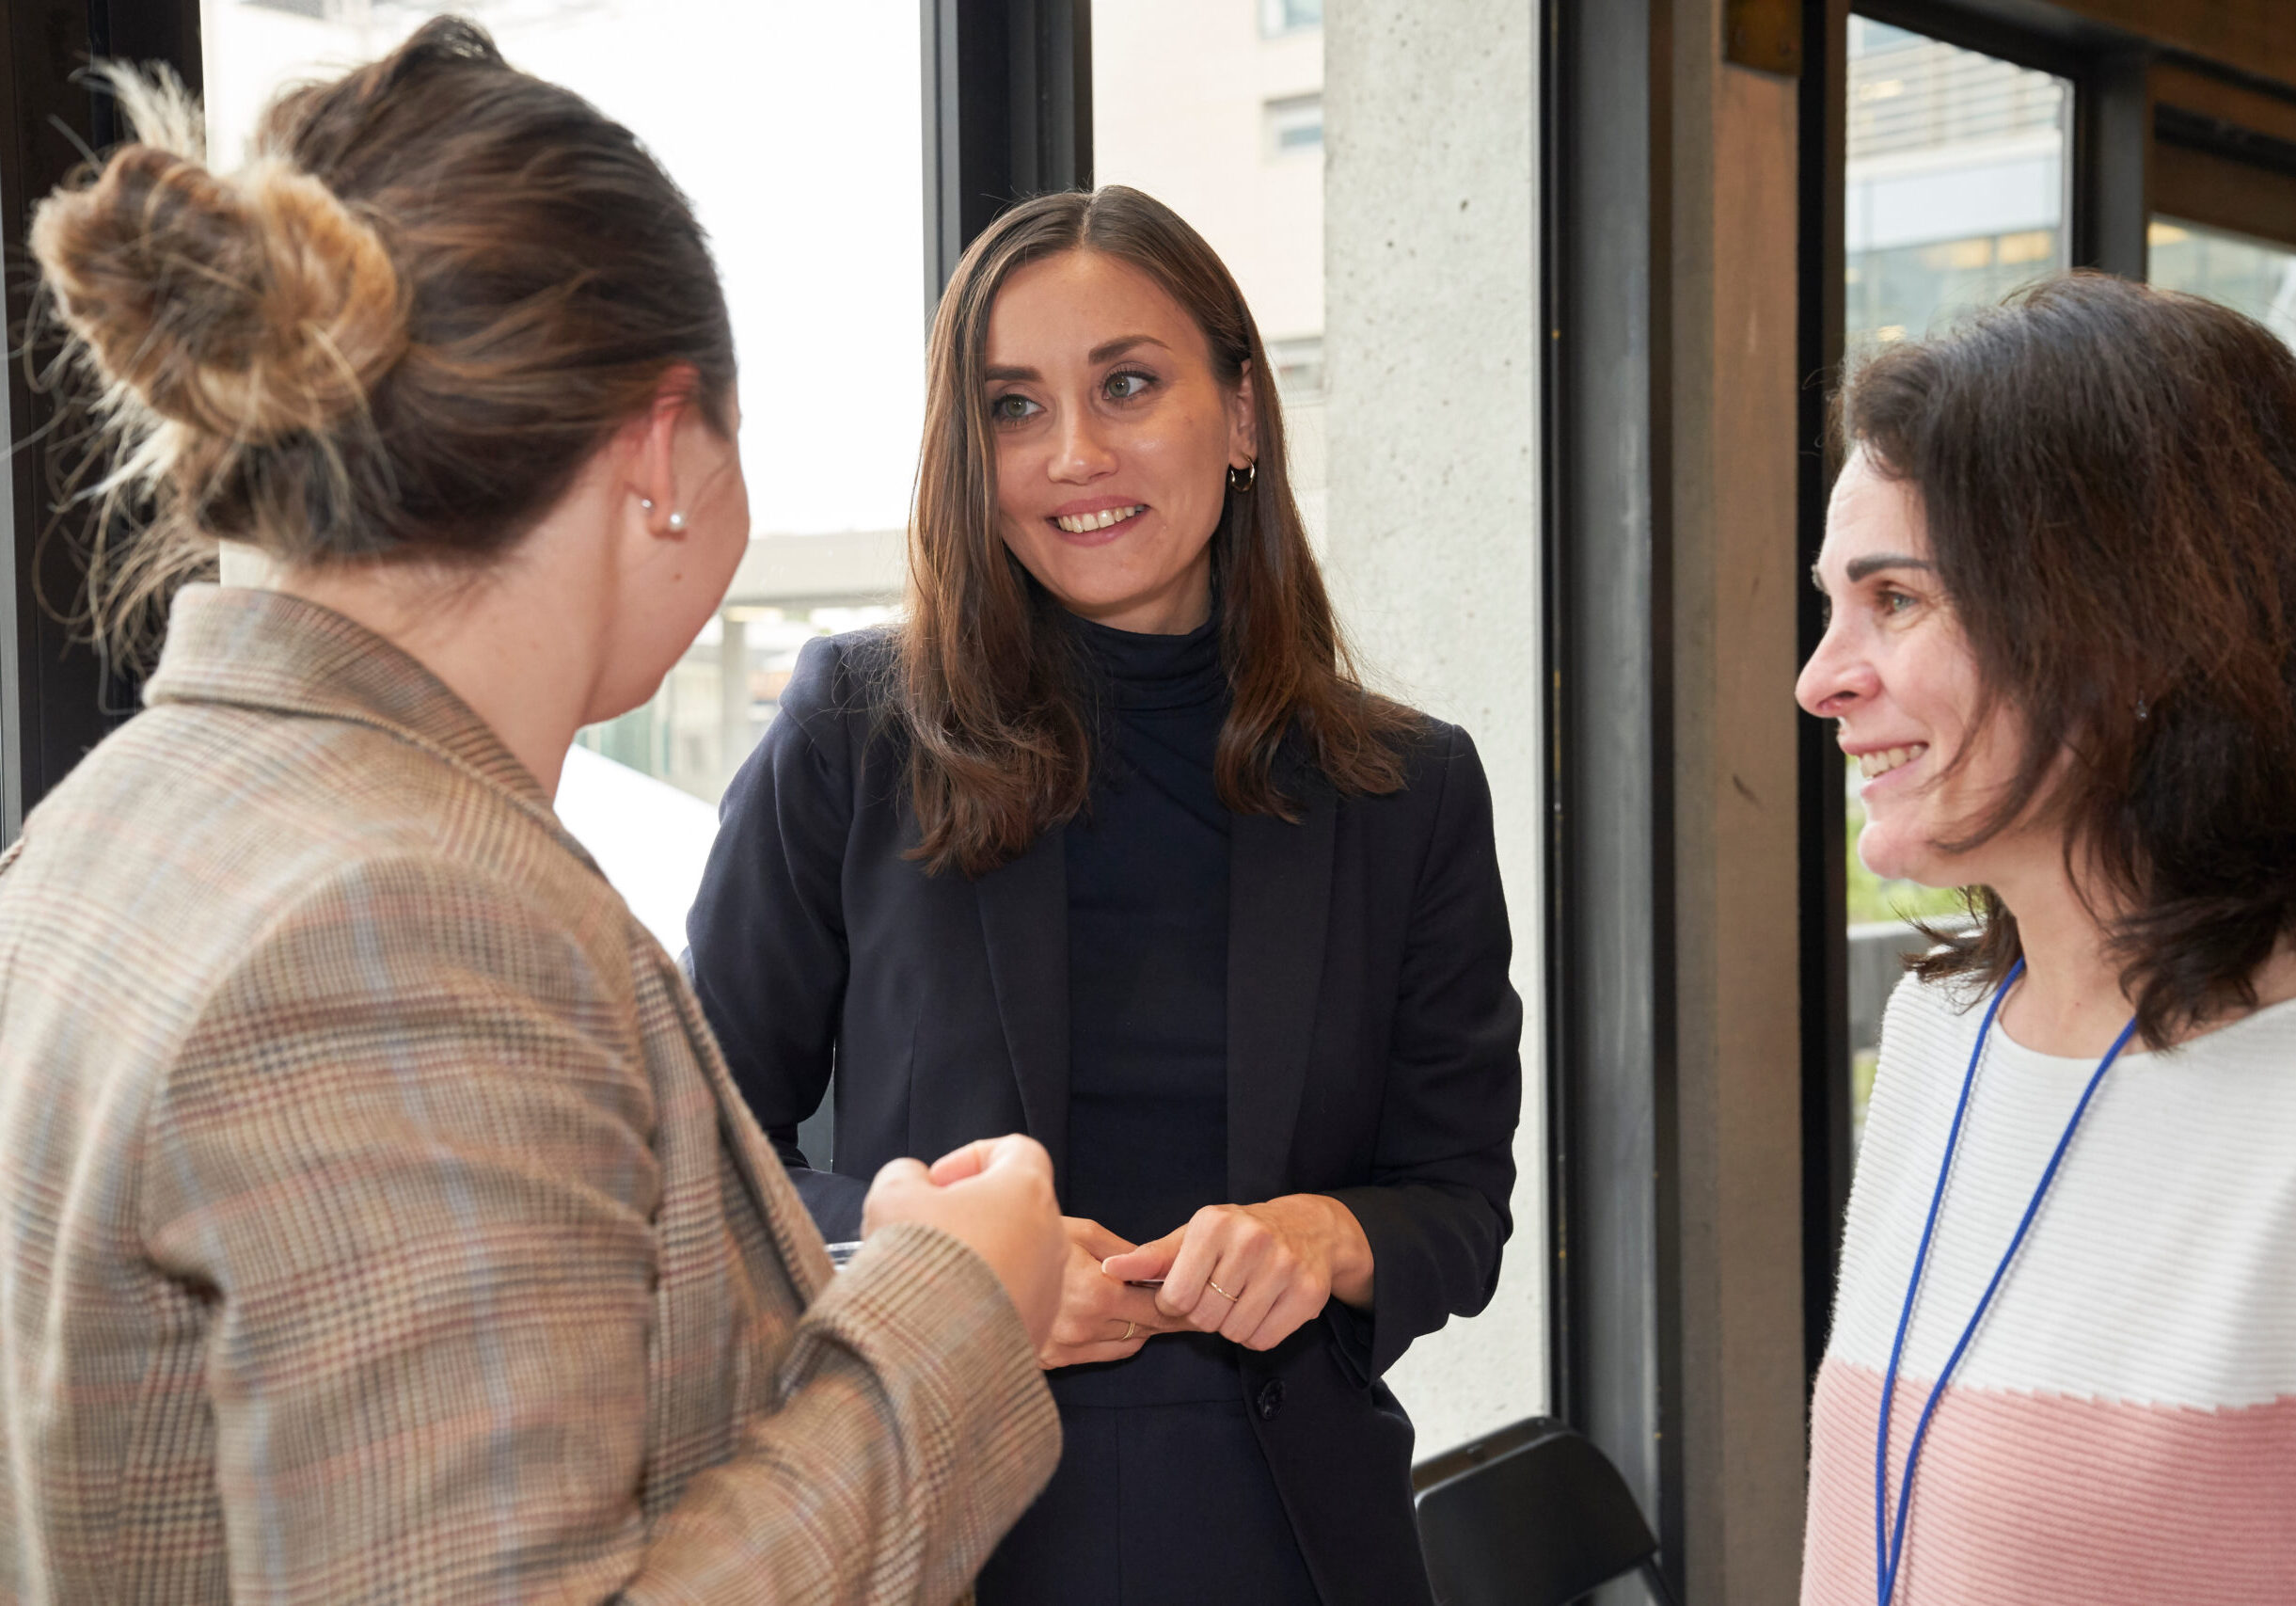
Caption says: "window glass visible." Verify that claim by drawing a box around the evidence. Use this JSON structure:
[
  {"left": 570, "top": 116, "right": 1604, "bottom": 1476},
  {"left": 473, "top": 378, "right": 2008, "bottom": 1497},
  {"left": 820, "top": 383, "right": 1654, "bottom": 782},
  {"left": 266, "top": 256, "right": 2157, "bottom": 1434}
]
[
  {"left": 1259, "top": 0, "right": 1321, "bottom": 38},
  {"left": 1839, "top": 17, "right": 2071, "bottom": 1147},
  {"left": 2148, "top": 216, "right": 2296, "bottom": 344},
  {"left": 1845, "top": 18, "right": 2070, "bottom": 354},
  {"left": 1263, "top": 91, "right": 1324, "bottom": 157},
  {"left": 203, "top": 1, "right": 918, "bottom": 946}
]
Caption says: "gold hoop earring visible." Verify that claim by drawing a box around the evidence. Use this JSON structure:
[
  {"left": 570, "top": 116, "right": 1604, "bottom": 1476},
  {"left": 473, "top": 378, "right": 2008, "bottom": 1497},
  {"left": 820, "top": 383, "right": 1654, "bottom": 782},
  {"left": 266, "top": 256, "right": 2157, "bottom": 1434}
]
[{"left": 1227, "top": 460, "right": 1257, "bottom": 490}]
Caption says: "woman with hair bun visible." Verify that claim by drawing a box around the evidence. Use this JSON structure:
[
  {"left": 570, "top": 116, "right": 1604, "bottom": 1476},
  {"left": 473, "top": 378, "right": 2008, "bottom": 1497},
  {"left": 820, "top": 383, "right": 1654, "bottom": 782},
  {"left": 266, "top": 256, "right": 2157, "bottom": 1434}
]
[
  {"left": 1800, "top": 273, "right": 2296, "bottom": 1604},
  {"left": 0, "top": 20, "right": 1068, "bottom": 1603},
  {"left": 687, "top": 186, "right": 1523, "bottom": 1606}
]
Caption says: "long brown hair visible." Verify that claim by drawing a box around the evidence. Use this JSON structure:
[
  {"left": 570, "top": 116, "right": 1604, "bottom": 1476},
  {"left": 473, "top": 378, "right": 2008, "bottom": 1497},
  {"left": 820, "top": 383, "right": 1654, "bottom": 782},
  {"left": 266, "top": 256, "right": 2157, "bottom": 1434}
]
[
  {"left": 900, "top": 185, "right": 1413, "bottom": 877},
  {"left": 30, "top": 18, "right": 735, "bottom": 650},
  {"left": 1839, "top": 272, "right": 2296, "bottom": 1044}
]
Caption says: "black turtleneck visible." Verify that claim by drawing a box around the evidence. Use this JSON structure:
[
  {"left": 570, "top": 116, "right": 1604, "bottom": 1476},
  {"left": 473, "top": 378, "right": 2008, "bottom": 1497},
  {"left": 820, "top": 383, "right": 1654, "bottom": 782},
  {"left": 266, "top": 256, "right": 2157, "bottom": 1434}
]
[
  {"left": 1056, "top": 608, "right": 1237, "bottom": 1408},
  {"left": 1063, "top": 609, "right": 1230, "bottom": 1245}
]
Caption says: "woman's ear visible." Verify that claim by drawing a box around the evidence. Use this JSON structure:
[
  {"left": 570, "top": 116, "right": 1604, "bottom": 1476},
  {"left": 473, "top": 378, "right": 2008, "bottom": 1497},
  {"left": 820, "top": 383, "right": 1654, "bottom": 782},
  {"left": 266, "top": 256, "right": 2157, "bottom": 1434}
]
[
  {"left": 633, "top": 363, "right": 703, "bottom": 537},
  {"left": 1228, "top": 358, "right": 1259, "bottom": 470}
]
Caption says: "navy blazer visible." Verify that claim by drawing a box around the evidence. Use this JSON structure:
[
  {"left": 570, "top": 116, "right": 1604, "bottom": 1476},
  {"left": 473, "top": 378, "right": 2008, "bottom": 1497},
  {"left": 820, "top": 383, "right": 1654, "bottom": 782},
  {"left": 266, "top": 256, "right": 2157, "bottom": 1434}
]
[{"left": 686, "top": 629, "right": 1523, "bottom": 1606}]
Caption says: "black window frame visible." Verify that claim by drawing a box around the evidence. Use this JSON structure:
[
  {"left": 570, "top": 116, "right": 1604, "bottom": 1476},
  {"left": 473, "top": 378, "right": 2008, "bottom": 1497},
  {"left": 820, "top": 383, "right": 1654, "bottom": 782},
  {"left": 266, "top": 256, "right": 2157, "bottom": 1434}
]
[{"left": 921, "top": 0, "right": 1091, "bottom": 308}]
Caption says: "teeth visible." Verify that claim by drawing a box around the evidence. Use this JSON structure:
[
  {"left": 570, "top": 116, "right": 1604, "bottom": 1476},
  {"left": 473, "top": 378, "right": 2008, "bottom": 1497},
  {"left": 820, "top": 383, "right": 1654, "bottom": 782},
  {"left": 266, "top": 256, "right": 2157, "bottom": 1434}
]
[
  {"left": 1858, "top": 743, "right": 1927, "bottom": 781},
  {"left": 1054, "top": 504, "right": 1145, "bottom": 534}
]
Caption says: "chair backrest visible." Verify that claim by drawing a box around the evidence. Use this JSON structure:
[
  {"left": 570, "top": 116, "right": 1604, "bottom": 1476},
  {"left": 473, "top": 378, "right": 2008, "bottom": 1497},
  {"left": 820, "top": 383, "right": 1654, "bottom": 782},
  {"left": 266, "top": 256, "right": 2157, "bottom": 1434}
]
[{"left": 1413, "top": 1416, "right": 1670, "bottom": 1606}]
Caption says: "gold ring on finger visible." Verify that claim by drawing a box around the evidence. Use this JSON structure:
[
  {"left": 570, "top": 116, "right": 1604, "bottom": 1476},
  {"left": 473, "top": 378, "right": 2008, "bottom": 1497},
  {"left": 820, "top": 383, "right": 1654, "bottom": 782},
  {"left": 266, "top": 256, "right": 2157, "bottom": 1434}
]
[{"left": 1208, "top": 1278, "right": 1241, "bottom": 1302}]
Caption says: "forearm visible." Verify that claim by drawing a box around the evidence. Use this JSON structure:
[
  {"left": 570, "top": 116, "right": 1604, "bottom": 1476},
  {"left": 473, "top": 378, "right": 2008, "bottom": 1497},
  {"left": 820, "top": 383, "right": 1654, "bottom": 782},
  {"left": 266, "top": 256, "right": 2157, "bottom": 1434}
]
[{"left": 630, "top": 1224, "right": 1060, "bottom": 1604}]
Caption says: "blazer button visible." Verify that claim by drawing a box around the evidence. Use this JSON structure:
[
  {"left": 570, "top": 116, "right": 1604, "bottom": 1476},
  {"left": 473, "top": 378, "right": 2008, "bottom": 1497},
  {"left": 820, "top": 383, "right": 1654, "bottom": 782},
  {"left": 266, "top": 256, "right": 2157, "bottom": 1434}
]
[{"left": 1257, "top": 1379, "right": 1286, "bottom": 1421}]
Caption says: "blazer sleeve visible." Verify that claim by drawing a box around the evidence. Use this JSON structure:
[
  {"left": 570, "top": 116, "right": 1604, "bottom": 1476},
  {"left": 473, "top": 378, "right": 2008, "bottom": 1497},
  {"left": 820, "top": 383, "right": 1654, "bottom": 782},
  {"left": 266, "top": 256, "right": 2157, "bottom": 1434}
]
[
  {"left": 141, "top": 851, "right": 1055, "bottom": 1605},
  {"left": 1322, "top": 724, "right": 1524, "bottom": 1380},
  {"left": 686, "top": 632, "right": 870, "bottom": 1240}
]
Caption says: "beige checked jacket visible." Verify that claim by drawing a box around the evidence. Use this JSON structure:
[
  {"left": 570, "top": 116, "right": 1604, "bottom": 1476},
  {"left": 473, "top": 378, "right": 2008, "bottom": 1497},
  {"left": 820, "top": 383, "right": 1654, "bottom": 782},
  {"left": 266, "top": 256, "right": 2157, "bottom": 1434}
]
[{"left": 0, "top": 586, "right": 1059, "bottom": 1604}]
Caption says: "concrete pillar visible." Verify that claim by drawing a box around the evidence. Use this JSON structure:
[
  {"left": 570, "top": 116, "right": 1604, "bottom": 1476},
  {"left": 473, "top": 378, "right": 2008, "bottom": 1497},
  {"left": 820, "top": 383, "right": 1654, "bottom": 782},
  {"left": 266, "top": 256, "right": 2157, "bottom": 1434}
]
[{"left": 1322, "top": 0, "right": 1545, "bottom": 1459}]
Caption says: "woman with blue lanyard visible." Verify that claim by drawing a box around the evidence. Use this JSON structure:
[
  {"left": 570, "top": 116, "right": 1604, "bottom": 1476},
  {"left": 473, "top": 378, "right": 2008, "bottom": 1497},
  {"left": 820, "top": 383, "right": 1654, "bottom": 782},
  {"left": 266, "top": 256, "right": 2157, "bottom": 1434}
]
[{"left": 1797, "top": 272, "right": 2296, "bottom": 1605}]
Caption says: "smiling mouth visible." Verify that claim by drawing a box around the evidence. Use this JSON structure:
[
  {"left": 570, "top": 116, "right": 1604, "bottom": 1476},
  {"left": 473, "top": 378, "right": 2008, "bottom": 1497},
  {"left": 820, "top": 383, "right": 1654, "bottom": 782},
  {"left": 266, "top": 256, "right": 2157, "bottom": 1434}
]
[
  {"left": 1858, "top": 743, "right": 1927, "bottom": 781},
  {"left": 1053, "top": 504, "right": 1146, "bottom": 534}
]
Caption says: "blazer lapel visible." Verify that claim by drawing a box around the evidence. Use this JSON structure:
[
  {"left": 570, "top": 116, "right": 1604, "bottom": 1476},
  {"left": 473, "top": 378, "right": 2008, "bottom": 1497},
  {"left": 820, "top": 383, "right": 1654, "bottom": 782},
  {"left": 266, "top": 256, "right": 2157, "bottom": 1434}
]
[
  {"left": 975, "top": 825, "right": 1073, "bottom": 1196},
  {"left": 1227, "top": 782, "right": 1335, "bottom": 1202}
]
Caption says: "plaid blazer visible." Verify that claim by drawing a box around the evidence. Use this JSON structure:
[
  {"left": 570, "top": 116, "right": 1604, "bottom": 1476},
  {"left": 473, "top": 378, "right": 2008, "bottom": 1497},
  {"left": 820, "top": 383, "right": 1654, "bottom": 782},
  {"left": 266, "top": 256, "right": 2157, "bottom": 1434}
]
[{"left": 0, "top": 586, "right": 1058, "bottom": 1605}]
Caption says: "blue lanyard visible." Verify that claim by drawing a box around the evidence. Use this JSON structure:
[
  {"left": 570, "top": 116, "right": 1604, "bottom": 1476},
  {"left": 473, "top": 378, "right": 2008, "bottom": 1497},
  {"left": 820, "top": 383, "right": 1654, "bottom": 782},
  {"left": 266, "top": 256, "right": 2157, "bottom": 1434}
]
[{"left": 1874, "top": 958, "right": 2139, "bottom": 1606}]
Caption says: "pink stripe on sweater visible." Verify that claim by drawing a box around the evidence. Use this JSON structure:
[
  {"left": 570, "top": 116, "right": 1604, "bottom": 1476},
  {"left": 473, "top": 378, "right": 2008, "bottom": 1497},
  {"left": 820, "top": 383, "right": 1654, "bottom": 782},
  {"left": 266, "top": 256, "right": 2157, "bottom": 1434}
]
[{"left": 1804, "top": 1360, "right": 2296, "bottom": 1604}]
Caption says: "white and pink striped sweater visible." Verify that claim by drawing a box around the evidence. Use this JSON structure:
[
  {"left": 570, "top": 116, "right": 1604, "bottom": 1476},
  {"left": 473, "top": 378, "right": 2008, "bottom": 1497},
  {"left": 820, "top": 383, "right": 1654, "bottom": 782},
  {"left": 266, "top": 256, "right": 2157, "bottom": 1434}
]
[{"left": 1803, "top": 973, "right": 2296, "bottom": 1605}]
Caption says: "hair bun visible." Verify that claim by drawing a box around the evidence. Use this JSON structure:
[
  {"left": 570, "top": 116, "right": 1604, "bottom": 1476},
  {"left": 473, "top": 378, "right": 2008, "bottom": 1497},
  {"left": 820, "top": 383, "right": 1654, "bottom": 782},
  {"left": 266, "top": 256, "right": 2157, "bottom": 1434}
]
[{"left": 31, "top": 144, "right": 407, "bottom": 444}]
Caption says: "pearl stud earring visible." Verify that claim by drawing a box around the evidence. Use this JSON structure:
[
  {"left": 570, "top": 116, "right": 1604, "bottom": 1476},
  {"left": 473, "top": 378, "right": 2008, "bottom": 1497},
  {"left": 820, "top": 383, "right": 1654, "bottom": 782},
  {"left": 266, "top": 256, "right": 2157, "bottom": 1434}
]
[{"left": 667, "top": 512, "right": 687, "bottom": 532}]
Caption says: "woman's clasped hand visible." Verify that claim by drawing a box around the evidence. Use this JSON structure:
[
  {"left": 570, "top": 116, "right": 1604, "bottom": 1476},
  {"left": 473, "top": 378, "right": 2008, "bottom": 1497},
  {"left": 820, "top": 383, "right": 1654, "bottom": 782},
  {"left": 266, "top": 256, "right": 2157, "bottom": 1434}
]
[
  {"left": 1032, "top": 1195, "right": 1375, "bottom": 1364},
  {"left": 1028, "top": 1217, "right": 1174, "bottom": 1368}
]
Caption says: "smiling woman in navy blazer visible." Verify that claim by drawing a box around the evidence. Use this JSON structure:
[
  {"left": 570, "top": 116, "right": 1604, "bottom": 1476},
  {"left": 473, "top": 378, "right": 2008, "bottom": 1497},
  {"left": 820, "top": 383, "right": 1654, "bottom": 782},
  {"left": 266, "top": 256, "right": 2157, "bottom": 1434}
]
[{"left": 687, "top": 186, "right": 1522, "bottom": 1606}]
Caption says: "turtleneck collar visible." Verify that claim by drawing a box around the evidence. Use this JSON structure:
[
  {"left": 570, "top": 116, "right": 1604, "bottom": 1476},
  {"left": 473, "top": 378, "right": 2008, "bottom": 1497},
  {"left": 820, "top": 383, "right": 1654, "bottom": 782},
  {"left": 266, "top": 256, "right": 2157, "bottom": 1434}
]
[{"left": 1067, "top": 607, "right": 1227, "bottom": 713}]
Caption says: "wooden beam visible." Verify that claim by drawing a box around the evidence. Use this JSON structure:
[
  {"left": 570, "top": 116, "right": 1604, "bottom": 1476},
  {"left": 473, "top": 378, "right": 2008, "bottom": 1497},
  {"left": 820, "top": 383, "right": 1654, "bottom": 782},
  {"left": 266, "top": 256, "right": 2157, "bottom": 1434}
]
[
  {"left": 1671, "top": 0, "right": 1811, "bottom": 1597},
  {"left": 2153, "top": 60, "right": 2296, "bottom": 145},
  {"left": 2050, "top": 0, "right": 2296, "bottom": 90},
  {"left": 2152, "top": 140, "right": 2296, "bottom": 248}
]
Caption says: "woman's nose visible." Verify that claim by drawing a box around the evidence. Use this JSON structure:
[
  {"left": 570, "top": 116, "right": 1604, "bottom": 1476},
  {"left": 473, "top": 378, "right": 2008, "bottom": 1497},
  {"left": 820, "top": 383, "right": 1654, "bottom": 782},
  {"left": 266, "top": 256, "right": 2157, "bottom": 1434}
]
[
  {"left": 1795, "top": 622, "right": 1874, "bottom": 719},
  {"left": 1051, "top": 406, "right": 1116, "bottom": 483}
]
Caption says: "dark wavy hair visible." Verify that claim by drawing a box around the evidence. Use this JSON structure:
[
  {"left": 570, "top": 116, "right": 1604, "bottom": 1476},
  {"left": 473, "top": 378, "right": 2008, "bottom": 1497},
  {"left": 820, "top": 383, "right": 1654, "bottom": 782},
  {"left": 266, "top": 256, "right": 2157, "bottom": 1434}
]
[
  {"left": 898, "top": 186, "right": 1416, "bottom": 878},
  {"left": 1839, "top": 271, "right": 2296, "bottom": 1045}
]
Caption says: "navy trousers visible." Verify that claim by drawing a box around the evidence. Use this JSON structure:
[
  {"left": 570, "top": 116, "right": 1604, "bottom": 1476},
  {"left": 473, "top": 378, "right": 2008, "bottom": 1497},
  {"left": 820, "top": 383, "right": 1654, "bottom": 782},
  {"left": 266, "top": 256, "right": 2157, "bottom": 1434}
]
[{"left": 975, "top": 1393, "right": 1323, "bottom": 1605}]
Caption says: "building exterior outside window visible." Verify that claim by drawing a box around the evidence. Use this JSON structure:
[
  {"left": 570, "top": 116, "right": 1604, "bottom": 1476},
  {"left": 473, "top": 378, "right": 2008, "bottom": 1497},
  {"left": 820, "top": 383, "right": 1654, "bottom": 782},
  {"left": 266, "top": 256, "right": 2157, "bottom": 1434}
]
[
  {"left": 1259, "top": 0, "right": 1320, "bottom": 39},
  {"left": 1094, "top": 0, "right": 1326, "bottom": 542},
  {"left": 1264, "top": 91, "right": 1324, "bottom": 156},
  {"left": 1845, "top": 18, "right": 2070, "bottom": 356},
  {"left": 2149, "top": 217, "right": 2296, "bottom": 344}
]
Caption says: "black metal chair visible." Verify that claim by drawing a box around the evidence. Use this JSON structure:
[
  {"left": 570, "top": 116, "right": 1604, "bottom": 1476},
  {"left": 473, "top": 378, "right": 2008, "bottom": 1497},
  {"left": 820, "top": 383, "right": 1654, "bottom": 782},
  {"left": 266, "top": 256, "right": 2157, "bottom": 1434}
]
[{"left": 1413, "top": 1416, "right": 1680, "bottom": 1606}]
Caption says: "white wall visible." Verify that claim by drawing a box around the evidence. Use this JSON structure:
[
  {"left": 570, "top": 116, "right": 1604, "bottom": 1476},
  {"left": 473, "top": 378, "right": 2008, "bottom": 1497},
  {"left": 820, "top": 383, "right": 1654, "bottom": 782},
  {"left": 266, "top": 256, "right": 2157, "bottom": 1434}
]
[{"left": 1322, "top": 0, "right": 1545, "bottom": 1458}]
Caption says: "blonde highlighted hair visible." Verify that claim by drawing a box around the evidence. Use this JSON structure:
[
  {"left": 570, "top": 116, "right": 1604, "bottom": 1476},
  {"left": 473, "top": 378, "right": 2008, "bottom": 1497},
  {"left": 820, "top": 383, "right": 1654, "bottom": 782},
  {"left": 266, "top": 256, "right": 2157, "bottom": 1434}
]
[{"left": 30, "top": 18, "right": 735, "bottom": 653}]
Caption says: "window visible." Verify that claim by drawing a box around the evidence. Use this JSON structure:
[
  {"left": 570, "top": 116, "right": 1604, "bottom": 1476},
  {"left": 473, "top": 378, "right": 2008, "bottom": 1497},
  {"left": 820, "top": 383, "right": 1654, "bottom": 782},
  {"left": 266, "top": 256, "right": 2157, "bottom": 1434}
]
[
  {"left": 203, "top": 0, "right": 918, "bottom": 946},
  {"left": 1845, "top": 18, "right": 2070, "bottom": 355},
  {"left": 2149, "top": 218, "right": 2296, "bottom": 345},
  {"left": 1263, "top": 92, "right": 1323, "bottom": 157},
  {"left": 1266, "top": 334, "right": 1325, "bottom": 396},
  {"left": 1259, "top": 0, "right": 1320, "bottom": 39},
  {"left": 1839, "top": 16, "right": 2072, "bottom": 1148}
]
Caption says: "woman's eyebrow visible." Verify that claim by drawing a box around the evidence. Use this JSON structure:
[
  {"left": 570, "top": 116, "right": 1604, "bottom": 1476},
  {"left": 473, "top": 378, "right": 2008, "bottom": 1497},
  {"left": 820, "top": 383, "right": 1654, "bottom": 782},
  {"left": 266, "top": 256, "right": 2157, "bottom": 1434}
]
[
  {"left": 1845, "top": 553, "right": 1934, "bottom": 583},
  {"left": 985, "top": 337, "right": 1169, "bottom": 384},
  {"left": 1089, "top": 335, "right": 1168, "bottom": 363}
]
